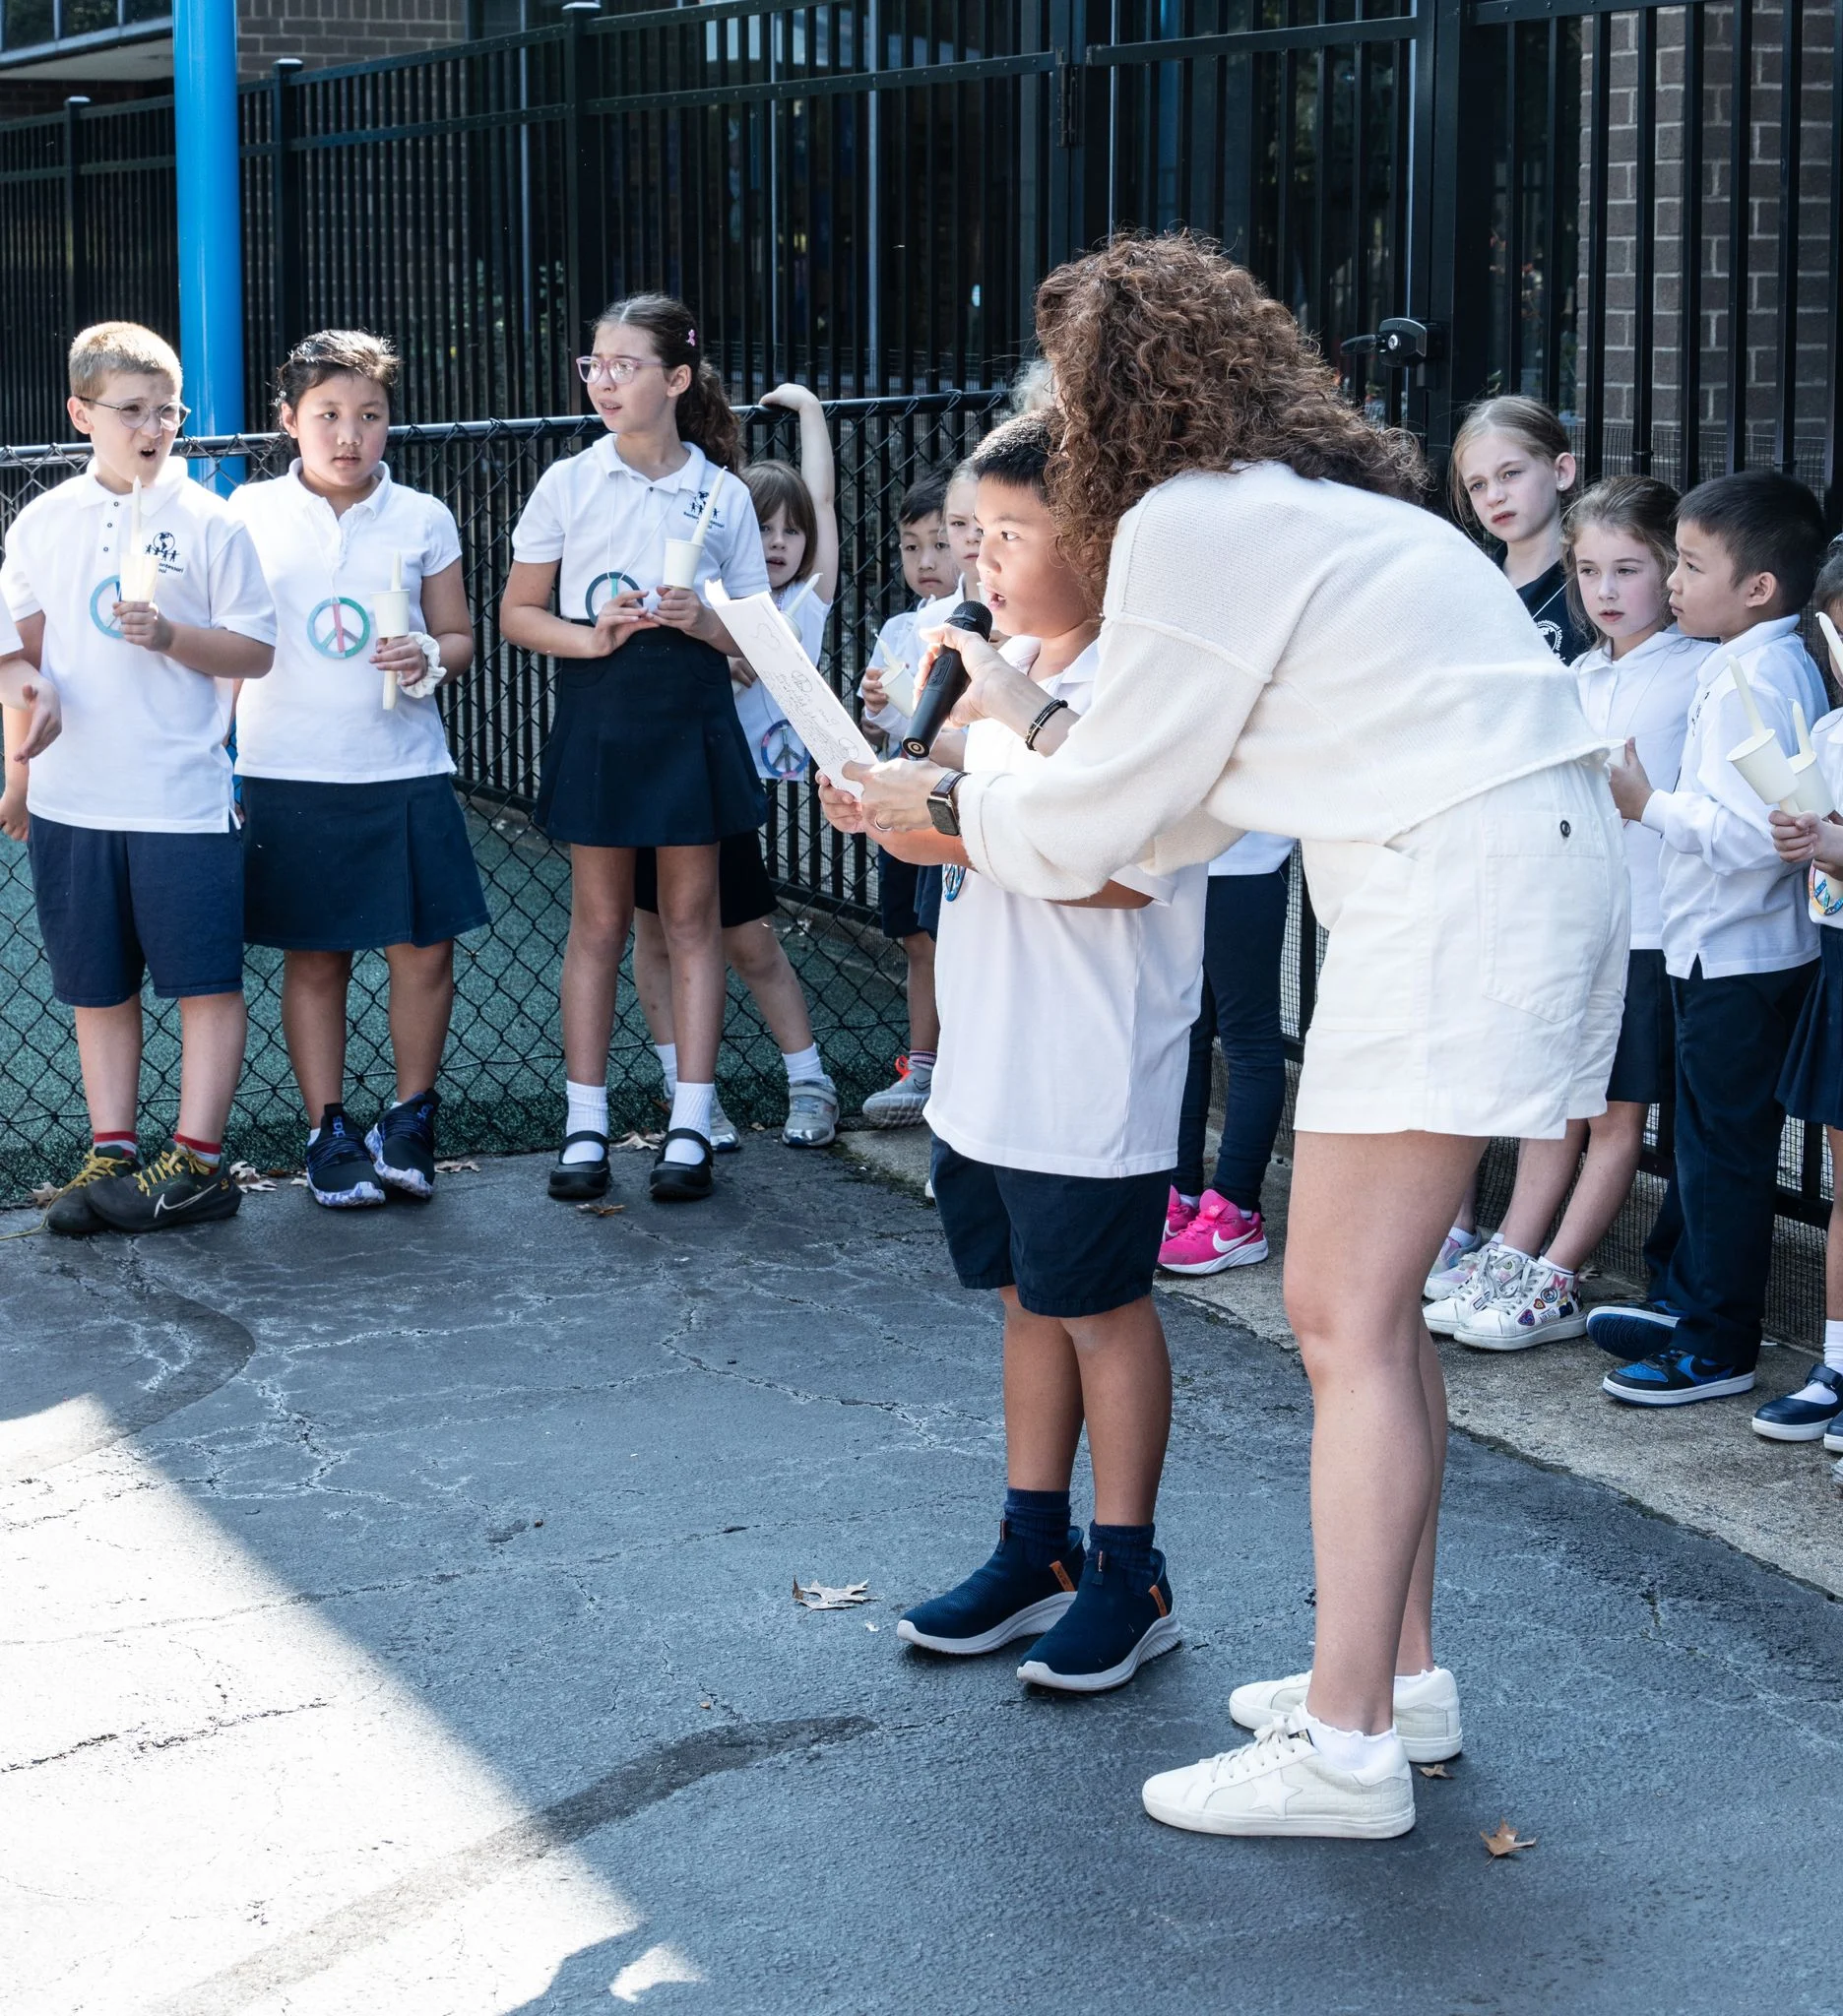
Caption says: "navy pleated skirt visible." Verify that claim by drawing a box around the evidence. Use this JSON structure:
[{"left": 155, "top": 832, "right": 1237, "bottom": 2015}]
[
  {"left": 1778, "top": 926, "right": 1843, "bottom": 1128},
  {"left": 242, "top": 773, "right": 489, "bottom": 952},
  {"left": 1604, "top": 948, "right": 1674, "bottom": 1106},
  {"left": 535, "top": 625, "right": 767, "bottom": 849}
]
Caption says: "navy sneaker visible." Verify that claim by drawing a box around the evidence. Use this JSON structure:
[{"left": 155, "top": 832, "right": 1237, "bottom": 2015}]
[
  {"left": 1587, "top": 1302, "right": 1681, "bottom": 1357},
  {"left": 1602, "top": 1350, "right": 1755, "bottom": 1407},
  {"left": 1750, "top": 1364, "right": 1843, "bottom": 1442},
  {"left": 1015, "top": 1546, "right": 1181, "bottom": 1693},
  {"left": 897, "top": 1523, "right": 1084, "bottom": 1656},
  {"left": 367, "top": 1089, "right": 439, "bottom": 1200},
  {"left": 306, "top": 1109, "right": 386, "bottom": 1209},
  {"left": 1825, "top": 1414, "right": 1843, "bottom": 1456}
]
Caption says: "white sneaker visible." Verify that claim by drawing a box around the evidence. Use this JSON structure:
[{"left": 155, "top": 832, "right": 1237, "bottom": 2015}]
[
  {"left": 708, "top": 1098, "right": 741, "bottom": 1154},
  {"left": 782, "top": 1074, "right": 839, "bottom": 1148},
  {"left": 860, "top": 1058, "right": 931, "bottom": 1128},
  {"left": 1424, "top": 1227, "right": 1484, "bottom": 1296},
  {"left": 1424, "top": 1241, "right": 1524, "bottom": 1338},
  {"left": 1454, "top": 1260, "right": 1588, "bottom": 1350},
  {"left": 1228, "top": 1665, "right": 1462, "bottom": 1764},
  {"left": 1142, "top": 1709, "right": 1415, "bottom": 1840}
]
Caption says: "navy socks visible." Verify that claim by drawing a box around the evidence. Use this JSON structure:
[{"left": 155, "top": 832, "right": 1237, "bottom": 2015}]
[
  {"left": 1003, "top": 1487, "right": 1074, "bottom": 1568},
  {"left": 1089, "top": 1520, "right": 1157, "bottom": 1587}
]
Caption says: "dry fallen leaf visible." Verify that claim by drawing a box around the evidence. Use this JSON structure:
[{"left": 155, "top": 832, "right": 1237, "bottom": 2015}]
[
  {"left": 228, "top": 1161, "right": 277, "bottom": 1192},
  {"left": 615, "top": 1130, "right": 664, "bottom": 1152},
  {"left": 793, "top": 1578, "right": 873, "bottom": 1611},
  {"left": 30, "top": 1182, "right": 60, "bottom": 1209},
  {"left": 1419, "top": 1763, "right": 1452, "bottom": 1780},
  {"left": 577, "top": 1202, "right": 626, "bottom": 1216},
  {"left": 434, "top": 1158, "right": 479, "bottom": 1174},
  {"left": 1481, "top": 1818, "right": 1536, "bottom": 1858}
]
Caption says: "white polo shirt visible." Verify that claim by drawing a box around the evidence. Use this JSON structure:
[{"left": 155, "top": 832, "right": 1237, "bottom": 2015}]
[
  {"left": 1641, "top": 615, "right": 1828, "bottom": 977},
  {"left": 230, "top": 464, "right": 464, "bottom": 784},
  {"left": 0, "top": 457, "right": 276, "bottom": 834},
  {"left": 1574, "top": 626, "right": 1709, "bottom": 950},
  {"left": 732, "top": 583, "right": 827, "bottom": 781},
  {"left": 510, "top": 435, "right": 769, "bottom": 622},
  {"left": 926, "top": 638, "right": 1208, "bottom": 1178},
  {"left": 0, "top": 602, "right": 19, "bottom": 657}
]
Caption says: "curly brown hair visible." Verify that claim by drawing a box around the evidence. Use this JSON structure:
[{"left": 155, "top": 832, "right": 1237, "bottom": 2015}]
[{"left": 1035, "top": 232, "right": 1426, "bottom": 591}]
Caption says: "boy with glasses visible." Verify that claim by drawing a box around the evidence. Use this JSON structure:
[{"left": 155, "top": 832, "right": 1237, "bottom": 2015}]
[{"left": 0, "top": 322, "right": 275, "bottom": 1233}]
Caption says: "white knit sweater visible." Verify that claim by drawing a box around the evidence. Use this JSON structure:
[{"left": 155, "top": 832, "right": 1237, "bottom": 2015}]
[{"left": 956, "top": 464, "right": 1610, "bottom": 899}]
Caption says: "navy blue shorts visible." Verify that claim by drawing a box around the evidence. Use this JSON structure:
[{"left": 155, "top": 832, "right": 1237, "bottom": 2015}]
[
  {"left": 29, "top": 813, "right": 245, "bottom": 1007},
  {"left": 878, "top": 848, "right": 925, "bottom": 940},
  {"left": 241, "top": 774, "right": 488, "bottom": 952},
  {"left": 1605, "top": 947, "right": 1674, "bottom": 1106},
  {"left": 930, "top": 1137, "right": 1172, "bottom": 1319},
  {"left": 633, "top": 829, "right": 777, "bottom": 929},
  {"left": 1779, "top": 927, "right": 1843, "bottom": 1128}
]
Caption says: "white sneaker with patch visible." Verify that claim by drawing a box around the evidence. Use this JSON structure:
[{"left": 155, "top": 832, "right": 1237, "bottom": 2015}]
[
  {"left": 1142, "top": 1709, "right": 1415, "bottom": 1840},
  {"left": 1454, "top": 1261, "right": 1589, "bottom": 1351},
  {"left": 1424, "top": 1227, "right": 1484, "bottom": 1297},
  {"left": 1424, "top": 1241, "right": 1525, "bottom": 1339},
  {"left": 1229, "top": 1665, "right": 1462, "bottom": 1763}
]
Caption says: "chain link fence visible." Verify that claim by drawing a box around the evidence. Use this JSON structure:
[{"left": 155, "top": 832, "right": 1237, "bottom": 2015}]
[{"left": 0, "top": 390, "right": 1006, "bottom": 1197}]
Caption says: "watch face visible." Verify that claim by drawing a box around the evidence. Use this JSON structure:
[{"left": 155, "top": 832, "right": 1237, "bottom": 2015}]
[{"left": 926, "top": 796, "right": 959, "bottom": 836}]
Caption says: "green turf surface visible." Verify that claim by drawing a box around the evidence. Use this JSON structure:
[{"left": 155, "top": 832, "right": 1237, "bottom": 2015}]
[{"left": 0, "top": 806, "right": 909, "bottom": 1200}]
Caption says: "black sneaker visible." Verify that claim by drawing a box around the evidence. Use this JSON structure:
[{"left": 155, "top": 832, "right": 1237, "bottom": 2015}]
[
  {"left": 896, "top": 1523, "right": 1084, "bottom": 1656},
  {"left": 1586, "top": 1302, "right": 1681, "bottom": 1357},
  {"left": 87, "top": 1145, "right": 240, "bottom": 1234},
  {"left": 43, "top": 1142, "right": 140, "bottom": 1237},
  {"left": 1601, "top": 1349, "right": 1755, "bottom": 1407},
  {"left": 650, "top": 1128, "right": 714, "bottom": 1202},
  {"left": 1749, "top": 1365, "right": 1843, "bottom": 1441},
  {"left": 548, "top": 1130, "right": 610, "bottom": 1201},
  {"left": 366, "top": 1090, "right": 439, "bottom": 1200},
  {"left": 306, "top": 1109, "right": 386, "bottom": 1209},
  {"left": 1015, "top": 1545, "right": 1181, "bottom": 1693}
]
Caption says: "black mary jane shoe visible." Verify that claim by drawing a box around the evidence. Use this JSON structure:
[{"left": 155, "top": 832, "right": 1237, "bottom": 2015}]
[
  {"left": 548, "top": 1129, "right": 611, "bottom": 1201},
  {"left": 649, "top": 1127, "right": 715, "bottom": 1203}
]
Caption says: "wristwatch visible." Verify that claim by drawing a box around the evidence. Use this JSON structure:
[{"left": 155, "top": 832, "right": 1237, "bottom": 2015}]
[{"left": 926, "top": 770, "right": 967, "bottom": 837}]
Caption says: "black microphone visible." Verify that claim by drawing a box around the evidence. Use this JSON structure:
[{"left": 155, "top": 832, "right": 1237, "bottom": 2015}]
[{"left": 901, "top": 600, "right": 993, "bottom": 759}]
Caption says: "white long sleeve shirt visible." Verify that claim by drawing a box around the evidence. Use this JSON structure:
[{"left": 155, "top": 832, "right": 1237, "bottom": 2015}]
[
  {"left": 954, "top": 465, "right": 1609, "bottom": 900},
  {"left": 1573, "top": 628, "right": 1710, "bottom": 948},
  {"left": 1639, "top": 615, "right": 1828, "bottom": 977}
]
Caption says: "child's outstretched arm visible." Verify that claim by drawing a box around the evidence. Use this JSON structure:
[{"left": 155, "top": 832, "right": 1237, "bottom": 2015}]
[{"left": 761, "top": 384, "right": 839, "bottom": 602}]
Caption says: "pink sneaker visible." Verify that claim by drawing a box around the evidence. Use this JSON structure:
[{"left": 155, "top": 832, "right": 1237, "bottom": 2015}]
[
  {"left": 1165, "top": 1188, "right": 1199, "bottom": 1240},
  {"left": 1159, "top": 1190, "right": 1269, "bottom": 1274}
]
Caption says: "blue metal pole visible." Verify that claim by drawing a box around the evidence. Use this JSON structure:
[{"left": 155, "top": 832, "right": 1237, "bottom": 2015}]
[{"left": 173, "top": 0, "right": 244, "bottom": 472}]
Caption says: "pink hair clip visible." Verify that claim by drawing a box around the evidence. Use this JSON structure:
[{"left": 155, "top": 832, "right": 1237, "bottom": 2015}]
[{"left": 686, "top": 328, "right": 697, "bottom": 347}]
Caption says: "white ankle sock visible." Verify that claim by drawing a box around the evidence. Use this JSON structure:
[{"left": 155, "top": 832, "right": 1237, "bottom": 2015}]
[
  {"left": 782, "top": 1042, "right": 824, "bottom": 1086},
  {"left": 562, "top": 1080, "right": 608, "bottom": 1165},
  {"left": 1538, "top": 1254, "right": 1577, "bottom": 1282},
  {"left": 1303, "top": 1710, "right": 1400, "bottom": 1773},
  {"left": 656, "top": 1042, "right": 678, "bottom": 1096},
  {"left": 665, "top": 1082, "right": 714, "bottom": 1165},
  {"left": 1825, "top": 1319, "right": 1843, "bottom": 1374},
  {"left": 1178, "top": 1192, "right": 1201, "bottom": 1209}
]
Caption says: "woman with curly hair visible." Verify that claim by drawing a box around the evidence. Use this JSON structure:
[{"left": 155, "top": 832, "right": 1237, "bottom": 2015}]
[{"left": 824, "top": 232, "right": 1625, "bottom": 1841}]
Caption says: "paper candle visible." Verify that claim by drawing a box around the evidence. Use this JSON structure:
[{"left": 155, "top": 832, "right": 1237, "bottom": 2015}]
[
  {"left": 119, "top": 476, "right": 159, "bottom": 602},
  {"left": 1728, "top": 727, "right": 1801, "bottom": 810},
  {"left": 1728, "top": 655, "right": 1767, "bottom": 738},
  {"left": 1788, "top": 701, "right": 1835, "bottom": 815},
  {"left": 691, "top": 474, "right": 724, "bottom": 547},
  {"left": 780, "top": 574, "right": 820, "bottom": 624},
  {"left": 661, "top": 537, "right": 703, "bottom": 590},
  {"left": 376, "top": 551, "right": 411, "bottom": 712},
  {"left": 1820, "top": 611, "right": 1843, "bottom": 687}
]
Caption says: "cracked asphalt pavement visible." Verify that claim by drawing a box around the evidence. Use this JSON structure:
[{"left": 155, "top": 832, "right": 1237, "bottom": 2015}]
[{"left": 3, "top": 1145, "right": 1840, "bottom": 2015}]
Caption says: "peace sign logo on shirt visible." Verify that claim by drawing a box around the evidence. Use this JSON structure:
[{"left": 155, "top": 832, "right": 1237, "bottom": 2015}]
[
  {"left": 307, "top": 596, "right": 373, "bottom": 660},
  {"left": 759, "top": 720, "right": 807, "bottom": 781},
  {"left": 585, "top": 571, "right": 642, "bottom": 620},
  {"left": 90, "top": 577, "right": 125, "bottom": 636}
]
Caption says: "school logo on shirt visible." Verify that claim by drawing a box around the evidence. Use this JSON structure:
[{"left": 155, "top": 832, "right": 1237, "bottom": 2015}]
[
  {"left": 306, "top": 596, "right": 373, "bottom": 659},
  {"left": 147, "top": 530, "right": 181, "bottom": 573},
  {"left": 758, "top": 720, "right": 807, "bottom": 781},
  {"left": 584, "top": 571, "right": 642, "bottom": 620}
]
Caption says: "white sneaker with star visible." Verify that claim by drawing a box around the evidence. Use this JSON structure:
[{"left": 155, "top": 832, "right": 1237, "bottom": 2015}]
[
  {"left": 1142, "top": 1709, "right": 1415, "bottom": 1840},
  {"left": 1228, "top": 1665, "right": 1462, "bottom": 1763}
]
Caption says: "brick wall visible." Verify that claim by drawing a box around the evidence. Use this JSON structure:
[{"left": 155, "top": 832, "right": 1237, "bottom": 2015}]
[
  {"left": 1582, "top": 0, "right": 1835, "bottom": 478},
  {"left": 236, "top": 0, "right": 470, "bottom": 77}
]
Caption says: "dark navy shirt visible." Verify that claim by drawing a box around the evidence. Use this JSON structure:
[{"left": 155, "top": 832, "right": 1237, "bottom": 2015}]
[{"left": 1517, "top": 559, "right": 1596, "bottom": 665}]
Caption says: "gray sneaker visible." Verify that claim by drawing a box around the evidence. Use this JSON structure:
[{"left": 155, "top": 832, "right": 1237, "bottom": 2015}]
[
  {"left": 860, "top": 1060, "right": 931, "bottom": 1128},
  {"left": 709, "top": 1098, "right": 742, "bottom": 1154},
  {"left": 783, "top": 1074, "right": 840, "bottom": 1148}
]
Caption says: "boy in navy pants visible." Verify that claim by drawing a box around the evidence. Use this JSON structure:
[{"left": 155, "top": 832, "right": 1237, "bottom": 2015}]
[
  {"left": 1599, "top": 470, "right": 1831, "bottom": 1401},
  {"left": 0, "top": 322, "right": 275, "bottom": 1234}
]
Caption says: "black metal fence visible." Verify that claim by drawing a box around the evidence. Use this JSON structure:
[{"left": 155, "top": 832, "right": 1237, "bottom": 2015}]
[
  {"left": 0, "top": 389, "right": 1003, "bottom": 1196},
  {"left": 1, "top": 1, "right": 1837, "bottom": 527}
]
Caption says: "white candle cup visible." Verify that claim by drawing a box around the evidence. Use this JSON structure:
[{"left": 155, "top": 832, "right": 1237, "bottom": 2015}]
[
  {"left": 882, "top": 662, "right": 918, "bottom": 717},
  {"left": 373, "top": 589, "right": 411, "bottom": 640},
  {"left": 1819, "top": 612, "right": 1843, "bottom": 686},
  {"left": 1728, "top": 728, "right": 1801, "bottom": 810},
  {"left": 1788, "top": 760, "right": 1833, "bottom": 817},
  {"left": 118, "top": 552, "right": 159, "bottom": 603},
  {"left": 661, "top": 537, "right": 702, "bottom": 591}
]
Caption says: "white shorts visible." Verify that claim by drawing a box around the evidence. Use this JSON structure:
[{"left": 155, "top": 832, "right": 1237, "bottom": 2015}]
[{"left": 1294, "top": 757, "right": 1629, "bottom": 1139}]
